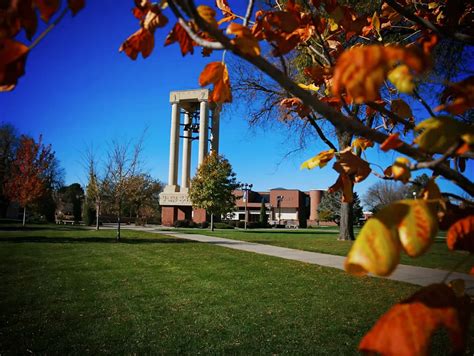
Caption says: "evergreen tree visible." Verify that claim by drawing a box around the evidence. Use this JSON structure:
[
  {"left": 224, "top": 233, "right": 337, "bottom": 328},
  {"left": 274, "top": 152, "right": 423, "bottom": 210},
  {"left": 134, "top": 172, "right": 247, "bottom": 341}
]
[{"left": 259, "top": 199, "right": 268, "bottom": 226}]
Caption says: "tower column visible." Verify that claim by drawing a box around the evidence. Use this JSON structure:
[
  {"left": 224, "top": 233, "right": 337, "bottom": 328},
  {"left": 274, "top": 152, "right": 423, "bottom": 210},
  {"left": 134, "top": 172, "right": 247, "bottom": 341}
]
[
  {"left": 211, "top": 104, "right": 220, "bottom": 154},
  {"left": 198, "top": 100, "right": 208, "bottom": 166},
  {"left": 181, "top": 111, "right": 192, "bottom": 190},
  {"left": 168, "top": 101, "right": 180, "bottom": 189}
]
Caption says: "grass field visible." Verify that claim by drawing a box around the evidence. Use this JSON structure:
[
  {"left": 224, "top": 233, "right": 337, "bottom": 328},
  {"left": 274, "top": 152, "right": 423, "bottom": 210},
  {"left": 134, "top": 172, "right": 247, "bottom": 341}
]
[
  {"left": 0, "top": 225, "right": 470, "bottom": 354},
  {"left": 172, "top": 228, "right": 473, "bottom": 273}
]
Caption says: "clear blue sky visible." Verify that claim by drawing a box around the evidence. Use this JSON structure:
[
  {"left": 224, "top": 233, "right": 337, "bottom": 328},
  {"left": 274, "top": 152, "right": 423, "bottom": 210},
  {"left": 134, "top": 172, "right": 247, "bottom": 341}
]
[{"left": 1, "top": 1, "right": 472, "bottom": 201}]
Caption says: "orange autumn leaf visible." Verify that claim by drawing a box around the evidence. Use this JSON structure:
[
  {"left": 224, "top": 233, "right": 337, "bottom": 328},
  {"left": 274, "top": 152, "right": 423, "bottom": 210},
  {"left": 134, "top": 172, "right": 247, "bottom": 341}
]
[
  {"left": 197, "top": 5, "right": 218, "bottom": 29},
  {"left": 328, "top": 173, "right": 353, "bottom": 203},
  {"left": 333, "top": 147, "right": 371, "bottom": 183},
  {"left": 199, "top": 62, "right": 232, "bottom": 103},
  {"left": 226, "top": 22, "right": 261, "bottom": 56},
  {"left": 280, "top": 97, "right": 311, "bottom": 118},
  {"left": 143, "top": 6, "right": 168, "bottom": 32},
  {"left": 0, "top": 39, "right": 29, "bottom": 91},
  {"left": 119, "top": 28, "right": 154, "bottom": 60},
  {"left": 359, "top": 284, "right": 470, "bottom": 356},
  {"left": 165, "top": 22, "right": 195, "bottom": 56},
  {"left": 435, "top": 76, "right": 474, "bottom": 115},
  {"left": 301, "top": 149, "right": 335, "bottom": 169},
  {"left": 380, "top": 133, "right": 403, "bottom": 152},
  {"left": 447, "top": 215, "right": 474, "bottom": 253},
  {"left": 34, "top": 0, "right": 60, "bottom": 22},
  {"left": 332, "top": 45, "right": 428, "bottom": 103}
]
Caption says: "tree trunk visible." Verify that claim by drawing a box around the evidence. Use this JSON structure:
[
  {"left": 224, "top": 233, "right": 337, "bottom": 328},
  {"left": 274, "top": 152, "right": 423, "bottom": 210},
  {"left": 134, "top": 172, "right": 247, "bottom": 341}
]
[
  {"left": 95, "top": 203, "right": 100, "bottom": 231},
  {"left": 339, "top": 202, "right": 354, "bottom": 240},
  {"left": 116, "top": 214, "right": 121, "bottom": 241},
  {"left": 337, "top": 130, "right": 355, "bottom": 241},
  {"left": 210, "top": 213, "right": 214, "bottom": 231},
  {"left": 22, "top": 206, "right": 26, "bottom": 226}
]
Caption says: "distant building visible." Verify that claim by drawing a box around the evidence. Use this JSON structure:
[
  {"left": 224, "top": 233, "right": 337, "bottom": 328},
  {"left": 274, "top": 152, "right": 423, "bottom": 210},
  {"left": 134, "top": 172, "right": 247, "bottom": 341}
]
[{"left": 227, "top": 188, "right": 333, "bottom": 227}]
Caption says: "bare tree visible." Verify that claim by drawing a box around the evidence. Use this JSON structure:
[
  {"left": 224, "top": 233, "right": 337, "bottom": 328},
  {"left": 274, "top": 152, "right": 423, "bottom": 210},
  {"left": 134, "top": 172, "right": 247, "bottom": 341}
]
[
  {"left": 363, "top": 181, "right": 408, "bottom": 213},
  {"left": 103, "top": 137, "right": 143, "bottom": 241}
]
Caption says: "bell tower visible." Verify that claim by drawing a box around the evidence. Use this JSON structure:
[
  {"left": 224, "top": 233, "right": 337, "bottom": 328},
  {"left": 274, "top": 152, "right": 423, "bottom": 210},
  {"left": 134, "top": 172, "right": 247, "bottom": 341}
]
[{"left": 160, "top": 89, "right": 220, "bottom": 226}]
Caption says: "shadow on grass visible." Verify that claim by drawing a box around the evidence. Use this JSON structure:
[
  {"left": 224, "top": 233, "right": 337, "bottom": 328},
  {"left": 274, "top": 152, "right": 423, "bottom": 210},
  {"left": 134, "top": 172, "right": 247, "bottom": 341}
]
[
  {"left": 240, "top": 230, "right": 339, "bottom": 235},
  {"left": 0, "top": 236, "right": 198, "bottom": 244},
  {"left": 0, "top": 225, "right": 90, "bottom": 232}
]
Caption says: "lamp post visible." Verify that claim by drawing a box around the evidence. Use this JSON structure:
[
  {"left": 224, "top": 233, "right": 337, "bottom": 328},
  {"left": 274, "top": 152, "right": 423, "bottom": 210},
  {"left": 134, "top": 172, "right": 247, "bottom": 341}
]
[
  {"left": 276, "top": 195, "right": 284, "bottom": 225},
  {"left": 240, "top": 183, "right": 253, "bottom": 230},
  {"left": 413, "top": 191, "right": 417, "bottom": 200}
]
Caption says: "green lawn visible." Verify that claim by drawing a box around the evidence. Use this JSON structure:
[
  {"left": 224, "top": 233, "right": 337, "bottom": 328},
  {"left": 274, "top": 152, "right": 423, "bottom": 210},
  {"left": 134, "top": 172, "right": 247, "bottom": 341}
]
[
  {"left": 1, "top": 225, "right": 466, "bottom": 354},
  {"left": 171, "top": 228, "right": 473, "bottom": 273}
]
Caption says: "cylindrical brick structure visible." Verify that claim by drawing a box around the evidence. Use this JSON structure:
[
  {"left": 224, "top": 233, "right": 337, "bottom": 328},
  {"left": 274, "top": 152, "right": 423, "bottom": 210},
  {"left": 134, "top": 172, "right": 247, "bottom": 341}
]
[{"left": 309, "top": 190, "right": 323, "bottom": 221}]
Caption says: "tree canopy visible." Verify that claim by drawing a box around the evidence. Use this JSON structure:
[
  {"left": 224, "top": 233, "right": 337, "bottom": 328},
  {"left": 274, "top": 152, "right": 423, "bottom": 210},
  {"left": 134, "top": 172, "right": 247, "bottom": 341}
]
[{"left": 189, "top": 153, "right": 240, "bottom": 230}]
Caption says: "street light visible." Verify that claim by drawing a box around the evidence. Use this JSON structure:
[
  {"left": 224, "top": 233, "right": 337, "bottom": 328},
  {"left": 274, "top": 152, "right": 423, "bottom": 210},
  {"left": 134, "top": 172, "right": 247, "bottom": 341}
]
[
  {"left": 276, "top": 195, "right": 284, "bottom": 225},
  {"left": 413, "top": 191, "right": 417, "bottom": 200},
  {"left": 240, "top": 183, "right": 253, "bottom": 230}
]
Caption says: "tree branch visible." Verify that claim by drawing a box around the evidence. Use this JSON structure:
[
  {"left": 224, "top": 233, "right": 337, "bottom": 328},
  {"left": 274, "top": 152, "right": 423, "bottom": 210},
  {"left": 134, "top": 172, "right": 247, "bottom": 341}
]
[
  {"left": 384, "top": 0, "right": 474, "bottom": 44},
  {"left": 182, "top": 0, "right": 474, "bottom": 196},
  {"left": 307, "top": 114, "right": 337, "bottom": 151},
  {"left": 243, "top": 0, "right": 255, "bottom": 27}
]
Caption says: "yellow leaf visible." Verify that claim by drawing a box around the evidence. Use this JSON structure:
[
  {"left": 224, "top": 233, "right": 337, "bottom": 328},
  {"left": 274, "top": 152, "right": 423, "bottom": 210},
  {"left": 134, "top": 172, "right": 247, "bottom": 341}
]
[
  {"left": 197, "top": 5, "right": 218, "bottom": 28},
  {"left": 328, "top": 18, "right": 338, "bottom": 32},
  {"left": 346, "top": 200, "right": 438, "bottom": 276},
  {"left": 301, "top": 149, "right": 335, "bottom": 169},
  {"left": 391, "top": 157, "right": 411, "bottom": 183},
  {"left": 372, "top": 12, "right": 382, "bottom": 40},
  {"left": 395, "top": 200, "right": 437, "bottom": 257},
  {"left": 352, "top": 137, "right": 374, "bottom": 151},
  {"left": 414, "top": 116, "right": 474, "bottom": 154},
  {"left": 345, "top": 216, "right": 400, "bottom": 276},
  {"left": 428, "top": 2, "right": 439, "bottom": 9},
  {"left": 298, "top": 83, "right": 320, "bottom": 91},
  {"left": 388, "top": 65, "right": 415, "bottom": 93}
]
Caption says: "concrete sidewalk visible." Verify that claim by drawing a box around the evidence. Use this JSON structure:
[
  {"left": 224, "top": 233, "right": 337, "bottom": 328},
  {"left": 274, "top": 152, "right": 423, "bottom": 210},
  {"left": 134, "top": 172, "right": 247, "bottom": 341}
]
[
  {"left": 111, "top": 225, "right": 474, "bottom": 293},
  {"left": 165, "top": 232, "right": 474, "bottom": 292}
]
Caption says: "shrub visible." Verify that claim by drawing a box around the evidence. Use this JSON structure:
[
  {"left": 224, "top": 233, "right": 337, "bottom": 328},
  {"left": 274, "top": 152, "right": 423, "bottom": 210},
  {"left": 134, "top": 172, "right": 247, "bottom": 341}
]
[
  {"left": 200, "top": 221, "right": 210, "bottom": 228},
  {"left": 174, "top": 219, "right": 191, "bottom": 228},
  {"left": 214, "top": 222, "right": 234, "bottom": 229}
]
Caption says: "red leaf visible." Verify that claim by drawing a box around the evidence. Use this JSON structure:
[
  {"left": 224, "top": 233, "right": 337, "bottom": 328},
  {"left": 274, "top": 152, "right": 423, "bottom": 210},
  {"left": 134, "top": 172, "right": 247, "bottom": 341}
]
[
  {"left": 380, "top": 133, "right": 403, "bottom": 151},
  {"left": 447, "top": 215, "right": 474, "bottom": 253},
  {"left": 119, "top": 28, "right": 154, "bottom": 60},
  {"left": 359, "top": 284, "right": 470, "bottom": 355},
  {"left": 0, "top": 39, "right": 29, "bottom": 91},
  {"left": 67, "top": 0, "right": 85, "bottom": 16},
  {"left": 165, "top": 23, "right": 195, "bottom": 56},
  {"left": 33, "top": 0, "right": 60, "bottom": 22}
]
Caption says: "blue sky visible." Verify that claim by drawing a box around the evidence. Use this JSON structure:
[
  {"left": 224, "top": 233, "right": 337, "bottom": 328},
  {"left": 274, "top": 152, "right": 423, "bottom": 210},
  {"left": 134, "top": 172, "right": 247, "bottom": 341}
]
[{"left": 1, "top": 1, "right": 472, "bottom": 201}]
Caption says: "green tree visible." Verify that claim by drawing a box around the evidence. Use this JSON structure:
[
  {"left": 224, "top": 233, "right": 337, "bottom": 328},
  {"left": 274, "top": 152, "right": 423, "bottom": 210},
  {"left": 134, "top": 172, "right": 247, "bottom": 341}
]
[
  {"left": 318, "top": 191, "right": 363, "bottom": 231},
  {"left": 58, "top": 183, "right": 84, "bottom": 222},
  {"left": 189, "top": 153, "right": 240, "bottom": 231},
  {"left": 259, "top": 199, "right": 268, "bottom": 226}
]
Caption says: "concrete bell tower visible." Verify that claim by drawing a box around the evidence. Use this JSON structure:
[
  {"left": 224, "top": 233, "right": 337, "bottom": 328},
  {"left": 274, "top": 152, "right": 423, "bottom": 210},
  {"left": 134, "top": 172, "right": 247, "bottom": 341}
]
[{"left": 160, "top": 89, "right": 220, "bottom": 226}]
